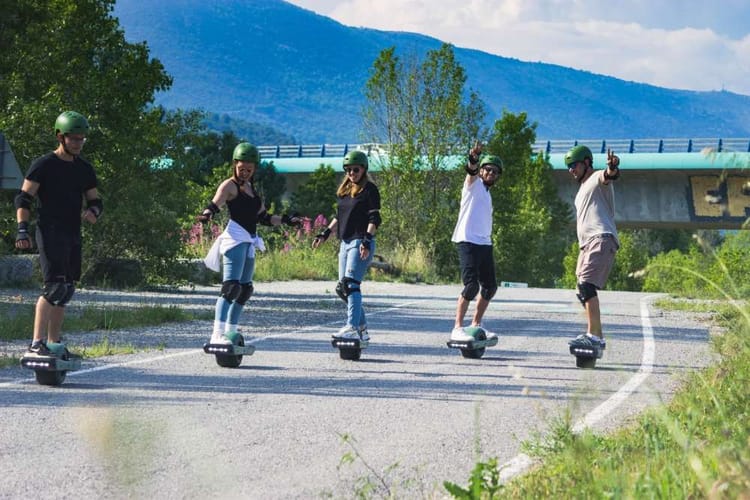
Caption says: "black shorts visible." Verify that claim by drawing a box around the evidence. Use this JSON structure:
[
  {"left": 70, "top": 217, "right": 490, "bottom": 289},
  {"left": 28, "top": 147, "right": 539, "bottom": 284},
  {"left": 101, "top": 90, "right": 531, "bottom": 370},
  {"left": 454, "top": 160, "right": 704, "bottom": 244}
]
[
  {"left": 457, "top": 242, "right": 496, "bottom": 290},
  {"left": 36, "top": 226, "right": 82, "bottom": 283}
]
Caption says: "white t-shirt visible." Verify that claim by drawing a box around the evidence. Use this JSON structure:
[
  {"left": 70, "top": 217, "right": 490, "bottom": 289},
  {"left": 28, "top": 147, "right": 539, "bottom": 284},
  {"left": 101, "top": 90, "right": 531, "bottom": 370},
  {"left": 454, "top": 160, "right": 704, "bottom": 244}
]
[
  {"left": 574, "top": 170, "right": 619, "bottom": 247},
  {"left": 451, "top": 177, "right": 493, "bottom": 245}
]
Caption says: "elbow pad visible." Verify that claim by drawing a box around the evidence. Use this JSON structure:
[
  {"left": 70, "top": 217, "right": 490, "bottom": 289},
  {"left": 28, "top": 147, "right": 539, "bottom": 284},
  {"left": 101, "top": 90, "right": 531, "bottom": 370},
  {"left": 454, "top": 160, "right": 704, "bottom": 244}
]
[
  {"left": 86, "top": 198, "right": 104, "bottom": 218},
  {"left": 14, "top": 190, "right": 33, "bottom": 210},
  {"left": 258, "top": 210, "right": 273, "bottom": 226},
  {"left": 368, "top": 210, "right": 382, "bottom": 227}
]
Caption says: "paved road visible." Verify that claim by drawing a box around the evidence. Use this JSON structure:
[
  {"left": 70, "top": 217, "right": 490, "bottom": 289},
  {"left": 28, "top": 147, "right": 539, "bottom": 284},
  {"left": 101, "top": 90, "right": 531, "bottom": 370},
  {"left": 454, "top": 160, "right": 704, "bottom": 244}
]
[{"left": 0, "top": 282, "right": 712, "bottom": 499}]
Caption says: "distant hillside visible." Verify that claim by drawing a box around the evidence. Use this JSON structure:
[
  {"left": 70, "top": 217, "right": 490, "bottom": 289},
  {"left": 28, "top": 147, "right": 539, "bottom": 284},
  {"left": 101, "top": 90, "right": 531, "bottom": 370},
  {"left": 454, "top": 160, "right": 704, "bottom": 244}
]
[{"left": 115, "top": 0, "right": 750, "bottom": 143}]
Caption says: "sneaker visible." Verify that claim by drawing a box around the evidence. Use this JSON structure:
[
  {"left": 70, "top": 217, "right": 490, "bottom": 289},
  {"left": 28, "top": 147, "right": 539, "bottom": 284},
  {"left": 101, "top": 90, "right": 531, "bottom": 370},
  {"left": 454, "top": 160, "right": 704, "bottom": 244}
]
[
  {"left": 210, "top": 333, "right": 232, "bottom": 345},
  {"left": 569, "top": 334, "right": 603, "bottom": 348},
  {"left": 27, "top": 341, "right": 50, "bottom": 356},
  {"left": 334, "top": 325, "right": 360, "bottom": 339},
  {"left": 358, "top": 326, "right": 370, "bottom": 342},
  {"left": 569, "top": 334, "right": 591, "bottom": 347},
  {"left": 450, "top": 327, "right": 474, "bottom": 342}
]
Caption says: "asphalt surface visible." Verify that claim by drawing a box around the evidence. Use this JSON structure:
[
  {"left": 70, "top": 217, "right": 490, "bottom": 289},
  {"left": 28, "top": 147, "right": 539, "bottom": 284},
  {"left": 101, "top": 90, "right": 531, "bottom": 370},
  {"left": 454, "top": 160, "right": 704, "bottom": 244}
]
[{"left": 0, "top": 281, "right": 713, "bottom": 499}]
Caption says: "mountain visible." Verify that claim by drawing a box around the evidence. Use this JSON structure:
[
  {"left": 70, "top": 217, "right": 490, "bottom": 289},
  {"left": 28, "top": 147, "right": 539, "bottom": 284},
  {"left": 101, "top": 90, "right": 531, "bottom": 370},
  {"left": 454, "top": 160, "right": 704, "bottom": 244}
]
[{"left": 114, "top": 0, "right": 750, "bottom": 143}]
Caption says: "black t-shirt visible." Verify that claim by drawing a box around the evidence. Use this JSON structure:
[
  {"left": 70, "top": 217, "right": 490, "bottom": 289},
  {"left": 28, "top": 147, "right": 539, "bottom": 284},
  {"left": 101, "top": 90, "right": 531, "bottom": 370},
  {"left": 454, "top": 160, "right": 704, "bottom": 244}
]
[
  {"left": 226, "top": 181, "right": 263, "bottom": 235},
  {"left": 337, "top": 181, "right": 380, "bottom": 241},
  {"left": 25, "top": 152, "right": 98, "bottom": 231}
]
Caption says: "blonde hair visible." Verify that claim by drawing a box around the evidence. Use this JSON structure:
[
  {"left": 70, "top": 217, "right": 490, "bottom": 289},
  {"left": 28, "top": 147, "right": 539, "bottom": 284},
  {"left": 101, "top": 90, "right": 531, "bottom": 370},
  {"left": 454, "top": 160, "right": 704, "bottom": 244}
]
[{"left": 336, "top": 171, "right": 369, "bottom": 198}]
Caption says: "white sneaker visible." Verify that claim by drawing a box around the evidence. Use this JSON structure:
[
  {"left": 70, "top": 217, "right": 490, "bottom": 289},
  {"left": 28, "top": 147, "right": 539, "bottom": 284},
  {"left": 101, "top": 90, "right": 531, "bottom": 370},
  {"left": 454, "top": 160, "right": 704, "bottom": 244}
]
[
  {"left": 334, "top": 325, "right": 360, "bottom": 339},
  {"left": 210, "top": 333, "right": 232, "bottom": 345},
  {"left": 358, "top": 326, "right": 370, "bottom": 342},
  {"left": 450, "top": 327, "right": 474, "bottom": 341}
]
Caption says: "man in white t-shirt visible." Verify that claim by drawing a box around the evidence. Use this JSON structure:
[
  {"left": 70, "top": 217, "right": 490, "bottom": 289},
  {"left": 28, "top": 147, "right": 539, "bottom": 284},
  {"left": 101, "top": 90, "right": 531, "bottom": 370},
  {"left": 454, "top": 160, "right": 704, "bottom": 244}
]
[
  {"left": 565, "top": 145, "right": 621, "bottom": 357},
  {"left": 450, "top": 141, "right": 502, "bottom": 341}
]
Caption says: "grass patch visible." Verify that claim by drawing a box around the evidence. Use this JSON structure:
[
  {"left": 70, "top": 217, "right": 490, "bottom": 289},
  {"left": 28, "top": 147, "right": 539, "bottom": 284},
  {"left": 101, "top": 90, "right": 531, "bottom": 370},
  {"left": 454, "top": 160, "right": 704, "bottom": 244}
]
[
  {"left": 457, "top": 300, "right": 750, "bottom": 499},
  {"left": 77, "top": 337, "right": 138, "bottom": 358},
  {"left": 0, "top": 302, "right": 211, "bottom": 342},
  {"left": 0, "top": 355, "right": 20, "bottom": 369}
]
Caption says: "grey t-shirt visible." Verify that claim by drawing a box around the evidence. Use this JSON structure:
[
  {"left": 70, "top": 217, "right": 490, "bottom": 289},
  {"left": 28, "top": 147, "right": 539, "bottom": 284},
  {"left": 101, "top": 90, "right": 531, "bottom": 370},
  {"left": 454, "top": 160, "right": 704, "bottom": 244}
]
[{"left": 574, "top": 170, "right": 618, "bottom": 248}]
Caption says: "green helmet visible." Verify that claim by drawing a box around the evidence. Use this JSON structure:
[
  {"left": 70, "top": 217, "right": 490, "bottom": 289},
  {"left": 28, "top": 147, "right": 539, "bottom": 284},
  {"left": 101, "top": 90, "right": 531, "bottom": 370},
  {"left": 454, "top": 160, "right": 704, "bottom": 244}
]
[
  {"left": 480, "top": 154, "right": 503, "bottom": 172},
  {"left": 343, "top": 150, "right": 368, "bottom": 169},
  {"left": 564, "top": 145, "right": 593, "bottom": 167},
  {"left": 233, "top": 142, "right": 260, "bottom": 163},
  {"left": 54, "top": 111, "right": 89, "bottom": 136}
]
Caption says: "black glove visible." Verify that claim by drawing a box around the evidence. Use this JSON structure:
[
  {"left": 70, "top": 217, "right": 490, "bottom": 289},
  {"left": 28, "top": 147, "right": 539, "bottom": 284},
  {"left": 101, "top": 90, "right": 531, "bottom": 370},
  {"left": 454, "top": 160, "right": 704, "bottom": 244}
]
[
  {"left": 16, "top": 221, "right": 29, "bottom": 243},
  {"left": 314, "top": 227, "right": 332, "bottom": 244},
  {"left": 281, "top": 211, "right": 301, "bottom": 226},
  {"left": 361, "top": 232, "right": 374, "bottom": 251},
  {"left": 197, "top": 201, "right": 220, "bottom": 224}
]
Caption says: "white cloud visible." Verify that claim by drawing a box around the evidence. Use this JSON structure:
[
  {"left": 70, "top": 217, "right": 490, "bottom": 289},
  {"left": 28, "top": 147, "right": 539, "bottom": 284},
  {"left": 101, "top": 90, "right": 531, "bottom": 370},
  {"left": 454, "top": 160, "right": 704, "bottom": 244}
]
[{"left": 286, "top": 0, "right": 750, "bottom": 96}]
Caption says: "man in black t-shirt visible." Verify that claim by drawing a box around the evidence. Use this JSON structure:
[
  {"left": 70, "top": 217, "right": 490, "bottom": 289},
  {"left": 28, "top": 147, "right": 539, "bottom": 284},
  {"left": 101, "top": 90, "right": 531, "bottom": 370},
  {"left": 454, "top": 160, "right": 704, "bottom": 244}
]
[{"left": 14, "top": 111, "right": 103, "bottom": 356}]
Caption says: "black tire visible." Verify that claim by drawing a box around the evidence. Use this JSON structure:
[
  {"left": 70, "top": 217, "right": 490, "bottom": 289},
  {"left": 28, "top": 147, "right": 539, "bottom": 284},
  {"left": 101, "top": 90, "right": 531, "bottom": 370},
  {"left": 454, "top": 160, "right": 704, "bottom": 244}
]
[
  {"left": 339, "top": 348, "right": 361, "bottom": 361},
  {"left": 215, "top": 334, "right": 244, "bottom": 368},
  {"left": 461, "top": 329, "right": 486, "bottom": 359},
  {"left": 35, "top": 370, "right": 66, "bottom": 386},
  {"left": 575, "top": 356, "right": 596, "bottom": 369}
]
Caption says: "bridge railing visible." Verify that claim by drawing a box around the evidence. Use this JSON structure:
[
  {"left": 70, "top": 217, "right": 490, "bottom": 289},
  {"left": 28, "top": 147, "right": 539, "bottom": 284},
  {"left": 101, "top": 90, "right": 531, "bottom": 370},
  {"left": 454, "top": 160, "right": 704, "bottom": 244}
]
[{"left": 257, "top": 138, "right": 750, "bottom": 158}]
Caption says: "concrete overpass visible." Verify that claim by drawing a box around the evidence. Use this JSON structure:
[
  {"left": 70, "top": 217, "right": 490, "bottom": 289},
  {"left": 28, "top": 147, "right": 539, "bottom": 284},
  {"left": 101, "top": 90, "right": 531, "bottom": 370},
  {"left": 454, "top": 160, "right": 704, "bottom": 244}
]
[{"left": 260, "top": 138, "right": 750, "bottom": 230}]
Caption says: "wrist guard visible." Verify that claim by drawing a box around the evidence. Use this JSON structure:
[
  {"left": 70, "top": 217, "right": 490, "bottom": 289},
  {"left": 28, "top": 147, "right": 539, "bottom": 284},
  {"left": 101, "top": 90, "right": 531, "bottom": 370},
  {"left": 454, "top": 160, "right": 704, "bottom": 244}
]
[
  {"left": 86, "top": 198, "right": 103, "bottom": 218},
  {"left": 16, "top": 221, "right": 29, "bottom": 242},
  {"left": 361, "top": 232, "right": 374, "bottom": 251},
  {"left": 316, "top": 228, "right": 332, "bottom": 242},
  {"left": 281, "top": 211, "right": 301, "bottom": 226},
  {"left": 604, "top": 168, "right": 620, "bottom": 181},
  {"left": 466, "top": 153, "right": 479, "bottom": 176}
]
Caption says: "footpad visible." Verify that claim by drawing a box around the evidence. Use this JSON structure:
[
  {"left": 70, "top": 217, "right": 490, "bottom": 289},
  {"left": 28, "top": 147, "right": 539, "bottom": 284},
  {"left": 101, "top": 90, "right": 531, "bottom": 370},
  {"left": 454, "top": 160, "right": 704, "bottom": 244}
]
[
  {"left": 203, "top": 343, "right": 256, "bottom": 356},
  {"left": 21, "top": 354, "right": 81, "bottom": 372}
]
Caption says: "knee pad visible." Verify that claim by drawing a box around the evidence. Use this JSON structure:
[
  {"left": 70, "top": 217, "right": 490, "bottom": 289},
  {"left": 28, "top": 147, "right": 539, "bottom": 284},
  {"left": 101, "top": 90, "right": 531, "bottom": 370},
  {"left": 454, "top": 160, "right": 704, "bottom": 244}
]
[
  {"left": 461, "top": 281, "right": 480, "bottom": 301},
  {"left": 576, "top": 282, "right": 598, "bottom": 306},
  {"left": 235, "top": 283, "right": 254, "bottom": 305},
  {"left": 43, "top": 281, "right": 74, "bottom": 306},
  {"left": 335, "top": 278, "right": 361, "bottom": 303},
  {"left": 220, "top": 280, "right": 242, "bottom": 302},
  {"left": 480, "top": 285, "right": 497, "bottom": 301}
]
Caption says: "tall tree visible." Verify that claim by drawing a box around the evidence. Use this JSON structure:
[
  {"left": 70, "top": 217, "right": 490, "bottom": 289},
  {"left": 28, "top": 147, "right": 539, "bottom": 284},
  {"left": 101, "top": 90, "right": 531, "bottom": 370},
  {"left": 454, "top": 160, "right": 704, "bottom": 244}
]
[
  {"left": 486, "top": 111, "right": 572, "bottom": 287},
  {"left": 0, "top": 0, "right": 205, "bottom": 280},
  {"left": 362, "top": 44, "right": 487, "bottom": 277}
]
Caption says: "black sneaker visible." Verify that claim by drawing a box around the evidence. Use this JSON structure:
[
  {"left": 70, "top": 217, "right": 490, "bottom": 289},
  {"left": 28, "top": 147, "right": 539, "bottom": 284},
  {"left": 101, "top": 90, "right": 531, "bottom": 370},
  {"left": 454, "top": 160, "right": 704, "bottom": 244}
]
[{"left": 27, "top": 341, "right": 51, "bottom": 356}]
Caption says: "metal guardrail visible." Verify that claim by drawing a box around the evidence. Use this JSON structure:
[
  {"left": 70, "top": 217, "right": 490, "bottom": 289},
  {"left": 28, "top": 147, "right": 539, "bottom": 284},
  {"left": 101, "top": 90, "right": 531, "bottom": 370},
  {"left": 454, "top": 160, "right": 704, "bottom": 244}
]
[{"left": 257, "top": 138, "right": 750, "bottom": 158}]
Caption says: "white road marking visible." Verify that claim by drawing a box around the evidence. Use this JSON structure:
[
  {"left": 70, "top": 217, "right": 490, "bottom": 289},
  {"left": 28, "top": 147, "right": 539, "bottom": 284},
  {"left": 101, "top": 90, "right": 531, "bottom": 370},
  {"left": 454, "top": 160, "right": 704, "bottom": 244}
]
[{"left": 498, "top": 294, "right": 658, "bottom": 483}]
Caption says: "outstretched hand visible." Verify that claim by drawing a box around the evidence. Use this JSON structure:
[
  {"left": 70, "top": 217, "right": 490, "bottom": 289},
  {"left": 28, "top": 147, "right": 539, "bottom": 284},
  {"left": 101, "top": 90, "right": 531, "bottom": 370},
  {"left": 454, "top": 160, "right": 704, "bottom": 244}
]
[
  {"left": 607, "top": 149, "right": 620, "bottom": 170},
  {"left": 469, "top": 140, "right": 483, "bottom": 164}
]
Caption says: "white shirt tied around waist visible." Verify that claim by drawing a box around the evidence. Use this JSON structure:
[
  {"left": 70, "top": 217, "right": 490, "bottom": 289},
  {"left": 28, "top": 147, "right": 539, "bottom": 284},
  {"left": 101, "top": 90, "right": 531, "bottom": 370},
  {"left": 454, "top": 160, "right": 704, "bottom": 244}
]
[{"left": 204, "top": 219, "right": 266, "bottom": 272}]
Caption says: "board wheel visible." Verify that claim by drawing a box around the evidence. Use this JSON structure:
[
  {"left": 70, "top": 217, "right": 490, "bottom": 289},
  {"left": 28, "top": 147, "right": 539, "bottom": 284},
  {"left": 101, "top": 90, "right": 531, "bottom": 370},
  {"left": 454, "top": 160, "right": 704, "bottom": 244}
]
[
  {"left": 339, "top": 348, "right": 361, "bottom": 361},
  {"left": 215, "top": 333, "right": 244, "bottom": 368},
  {"left": 35, "top": 370, "right": 66, "bottom": 386},
  {"left": 461, "top": 328, "right": 487, "bottom": 359},
  {"left": 575, "top": 356, "right": 596, "bottom": 369}
]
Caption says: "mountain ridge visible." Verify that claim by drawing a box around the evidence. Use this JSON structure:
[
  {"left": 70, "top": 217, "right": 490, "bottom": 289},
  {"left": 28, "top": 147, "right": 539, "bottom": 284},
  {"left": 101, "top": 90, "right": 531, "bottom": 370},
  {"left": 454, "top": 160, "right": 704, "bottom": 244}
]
[{"left": 114, "top": 0, "right": 750, "bottom": 143}]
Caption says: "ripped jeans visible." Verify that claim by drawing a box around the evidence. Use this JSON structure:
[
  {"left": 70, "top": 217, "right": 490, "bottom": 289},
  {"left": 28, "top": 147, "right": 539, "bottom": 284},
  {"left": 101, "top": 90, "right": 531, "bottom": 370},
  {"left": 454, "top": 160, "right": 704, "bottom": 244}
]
[{"left": 338, "top": 238, "right": 374, "bottom": 329}]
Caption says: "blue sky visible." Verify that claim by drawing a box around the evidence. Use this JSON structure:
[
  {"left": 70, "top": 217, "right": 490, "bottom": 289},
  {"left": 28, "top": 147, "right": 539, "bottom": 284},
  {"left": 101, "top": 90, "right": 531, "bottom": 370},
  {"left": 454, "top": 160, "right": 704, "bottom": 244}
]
[{"left": 287, "top": 0, "right": 750, "bottom": 96}]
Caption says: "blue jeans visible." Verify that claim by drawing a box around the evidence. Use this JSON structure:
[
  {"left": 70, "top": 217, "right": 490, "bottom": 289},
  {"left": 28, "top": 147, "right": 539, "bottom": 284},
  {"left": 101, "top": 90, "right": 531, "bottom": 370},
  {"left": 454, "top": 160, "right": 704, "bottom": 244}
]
[
  {"left": 338, "top": 238, "right": 374, "bottom": 329},
  {"left": 215, "top": 243, "right": 255, "bottom": 325}
]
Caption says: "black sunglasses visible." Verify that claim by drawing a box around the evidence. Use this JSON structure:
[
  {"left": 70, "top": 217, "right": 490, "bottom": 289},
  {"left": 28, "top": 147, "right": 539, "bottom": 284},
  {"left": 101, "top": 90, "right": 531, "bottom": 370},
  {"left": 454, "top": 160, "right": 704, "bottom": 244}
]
[{"left": 344, "top": 166, "right": 361, "bottom": 174}]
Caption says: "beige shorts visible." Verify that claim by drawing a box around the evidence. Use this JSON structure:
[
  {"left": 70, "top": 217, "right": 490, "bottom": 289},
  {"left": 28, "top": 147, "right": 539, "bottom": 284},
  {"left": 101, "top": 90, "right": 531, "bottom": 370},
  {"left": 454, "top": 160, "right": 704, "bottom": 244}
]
[{"left": 576, "top": 234, "right": 618, "bottom": 289}]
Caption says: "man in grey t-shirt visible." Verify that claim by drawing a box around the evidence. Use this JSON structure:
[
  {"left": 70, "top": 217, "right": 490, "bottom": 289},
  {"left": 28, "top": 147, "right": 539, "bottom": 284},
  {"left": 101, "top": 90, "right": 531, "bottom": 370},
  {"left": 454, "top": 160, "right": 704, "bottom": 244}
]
[{"left": 565, "top": 145, "right": 620, "bottom": 356}]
